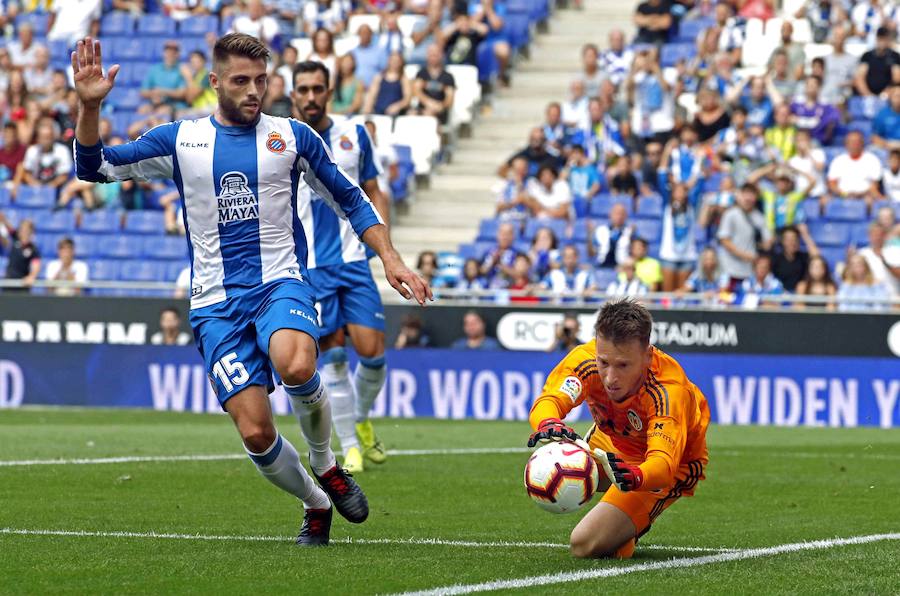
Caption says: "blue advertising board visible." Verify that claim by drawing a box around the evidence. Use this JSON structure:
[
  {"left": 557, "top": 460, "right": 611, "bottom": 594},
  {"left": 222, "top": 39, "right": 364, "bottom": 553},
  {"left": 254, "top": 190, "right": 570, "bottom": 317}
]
[{"left": 0, "top": 345, "right": 897, "bottom": 428}]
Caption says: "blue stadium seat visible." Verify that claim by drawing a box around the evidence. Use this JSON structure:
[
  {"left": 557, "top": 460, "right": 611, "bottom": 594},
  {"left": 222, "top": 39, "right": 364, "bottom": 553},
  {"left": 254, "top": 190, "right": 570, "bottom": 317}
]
[
  {"left": 0, "top": 187, "right": 9, "bottom": 207},
  {"left": 820, "top": 246, "right": 846, "bottom": 271},
  {"left": 808, "top": 222, "right": 851, "bottom": 247},
  {"left": 125, "top": 211, "right": 166, "bottom": 235},
  {"left": 142, "top": 235, "right": 188, "bottom": 260},
  {"left": 15, "top": 13, "right": 50, "bottom": 32},
  {"left": 633, "top": 219, "right": 662, "bottom": 243},
  {"left": 635, "top": 194, "right": 664, "bottom": 219},
  {"left": 120, "top": 259, "right": 166, "bottom": 281},
  {"left": 47, "top": 40, "right": 72, "bottom": 60},
  {"left": 572, "top": 219, "right": 592, "bottom": 243},
  {"left": 35, "top": 210, "right": 76, "bottom": 233},
  {"left": 4, "top": 207, "right": 43, "bottom": 227},
  {"left": 219, "top": 15, "right": 236, "bottom": 35},
  {"left": 166, "top": 261, "right": 187, "bottom": 281},
  {"left": 504, "top": 14, "right": 531, "bottom": 51},
  {"left": 179, "top": 36, "right": 210, "bottom": 57},
  {"left": 180, "top": 15, "right": 219, "bottom": 36},
  {"left": 15, "top": 186, "right": 56, "bottom": 209},
  {"left": 847, "top": 120, "right": 872, "bottom": 138},
  {"left": 660, "top": 42, "right": 697, "bottom": 68},
  {"left": 702, "top": 172, "right": 723, "bottom": 193},
  {"left": 100, "top": 12, "right": 136, "bottom": 36},
  {"left": 476, "top": 41, "right": 498, "bottom": 83},
  {"left": 80, "top": 210, "right": 121, "bottom": 234},
  {"left": 477, "top": 218, "right": 501, "bottom": 242},
  {"left": 107, "top": 87, "right": 143, "bottom": 111},
  {"left": 847, "top": 96, "right": 885, "bottom": 121},
  {"left": 0, "top": 256, "right": 7, "bottom": 275},
  {"left": 72, "top": 234, "right": 102, "bottom": 258},
  {"left": 111, "top": 112, "right": 136, "bottom": 137},
  {"left": 801, "top": 199, "right": 822, "bottom": 222},
  {"left": 677, "top": 18, "right": 714, "bottom": 43},
  {"left": 88, "top": 259, "right": 121, "bottom": 281},
  {"left": 594, "top": 268, "right": 618, "bottom": 290},
  {"left": 524, "top": 218, "right": 567, "bottom": 241},
  {"left": 36, "top": 233, "right": 66, "bottom": 257},
  {"left": 457, "top": 243, "right": 479, "bottom": 261},
  {"left": 137, "top": 14, "right": 177, "bottom": 36},
  {"left": 129, "top": 62, "right": 155, "bottom": 86},
  {"left": 589, "top": 193, "right": 632, "bottom": 218},
  {"left": 96, "top": 235, "right": 142, "bottom": 258},
  {"left": 111, "top": 38, "right": 150, "bottom": 62},
  {"left": 824, "top": 199, "right": 867, "bottom": 222},
  {"left": 850, "top": 222, "right": 871, "bottom": 246}
]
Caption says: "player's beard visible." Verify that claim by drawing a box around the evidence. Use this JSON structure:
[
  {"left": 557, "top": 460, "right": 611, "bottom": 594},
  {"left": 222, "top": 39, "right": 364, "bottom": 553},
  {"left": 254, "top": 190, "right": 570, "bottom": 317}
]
[
  {"left": 299, "top": 101, "right": 325, "bottom": 126},
  {"left": 219, "top": 93, "right": 259, "bottom": 126}
]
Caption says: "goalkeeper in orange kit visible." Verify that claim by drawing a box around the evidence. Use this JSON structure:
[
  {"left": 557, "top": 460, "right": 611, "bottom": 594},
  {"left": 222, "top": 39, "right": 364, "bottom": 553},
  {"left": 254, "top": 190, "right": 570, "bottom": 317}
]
[{"left": 527, "top": 299, "right": 710, "bottom": 559}]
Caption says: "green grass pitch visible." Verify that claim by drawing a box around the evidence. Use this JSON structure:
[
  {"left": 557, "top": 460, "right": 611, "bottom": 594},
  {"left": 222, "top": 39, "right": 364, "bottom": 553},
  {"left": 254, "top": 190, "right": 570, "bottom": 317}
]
[{"left": 1, "top": 408, "right": 899, "bottom": 594}]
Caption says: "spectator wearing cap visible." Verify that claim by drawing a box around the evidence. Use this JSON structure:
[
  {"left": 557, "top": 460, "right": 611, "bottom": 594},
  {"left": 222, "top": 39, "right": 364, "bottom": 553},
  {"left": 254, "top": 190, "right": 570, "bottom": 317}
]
[
  {"left": 47, "top": 0, "right": 102, "bottom": 44},
  {"left": 855, "top": 26, "right": 900, "bottom": 98},
  {"left": 872, "top": 86, "right": 900, "bottom": 151},
  {"left": 140, "top": 40, "right": 188, "bottom": 114},
  {"left": 45, "top": 237, "right": 89, "bottom": 296},
  {"left": 826, "top": 130, "right": 884, "bottom": 210},
  {"left": 413, "top": 44, "right": 456, "bottom": 125},
  {"left": 11, "top": 119, "right": 72, "bottom": 200},
  {"left": 0, "top": 215, "right": 40, "bottom": 292},
  {"left": 523, "top": 165, "right": 572, "bottom": 221},
  {"left": 233, "top": 0, "right": 281, "bottom": 46},
  {"left": 351, "top": 24, "right": 388, "bottom": 89},
  {"left": 748, "top": 162, "right": 818, "bottom": 252},
  {"left": 717, "top": 182, "right": 774, "bottom": 290},
  {"left": 633, "top": 0, "right": 672, "bottom": 47},
  {"left": 784, "top": 76, "right": 840, "bottom": 146},
  {"left": 8, "top": 23, "right": 41, "bottom": 69}
]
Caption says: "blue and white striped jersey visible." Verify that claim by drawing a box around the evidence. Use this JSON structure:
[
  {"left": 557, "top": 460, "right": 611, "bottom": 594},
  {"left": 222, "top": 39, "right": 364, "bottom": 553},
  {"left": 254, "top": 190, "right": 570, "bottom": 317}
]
[
  {"left": 74, "top": 113, "right": 383, "bottom": 309},
  {"left": 297, "top": 118, "right": 382, "bottom": 269}
]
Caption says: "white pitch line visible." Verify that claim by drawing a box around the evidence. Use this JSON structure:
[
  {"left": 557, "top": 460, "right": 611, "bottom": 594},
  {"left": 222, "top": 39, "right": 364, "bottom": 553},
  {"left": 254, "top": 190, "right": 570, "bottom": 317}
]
[
  {"left": 394, "top": 533, "right": 900, "bottom": 596},
  {"left": 0, "top": 448, "right": 531, "bottom": 467},
  {"left": 716, "top": 450, "right": 900, "bottom": 461},
  {"left": 0, "top": 528, "right": 731, "bottom": 554}
]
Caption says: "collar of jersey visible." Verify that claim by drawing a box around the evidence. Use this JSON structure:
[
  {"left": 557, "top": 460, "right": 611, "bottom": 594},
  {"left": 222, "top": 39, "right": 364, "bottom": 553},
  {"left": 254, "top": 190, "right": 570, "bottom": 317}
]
[{"left": 209, "top": 114, "right": 260, "bottom": 134}]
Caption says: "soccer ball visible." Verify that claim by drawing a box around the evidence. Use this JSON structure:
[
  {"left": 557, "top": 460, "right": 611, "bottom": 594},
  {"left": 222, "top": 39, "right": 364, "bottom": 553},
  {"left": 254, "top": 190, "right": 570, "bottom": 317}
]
[{"left": 524, "top": 441, "right": 599, "bottom": 514}]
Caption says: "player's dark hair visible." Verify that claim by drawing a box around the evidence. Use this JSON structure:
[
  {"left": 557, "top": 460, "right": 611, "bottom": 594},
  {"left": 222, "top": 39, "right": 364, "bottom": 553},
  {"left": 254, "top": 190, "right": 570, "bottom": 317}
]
[
  {"left": 594, "top": 299, "right": 653, "bottom": 347},
  {"left": 293, "top": 60, "right": 331, "bottom": 89},
  {"left": 213, "top": 33, "right": 270, "bottom": 70}
]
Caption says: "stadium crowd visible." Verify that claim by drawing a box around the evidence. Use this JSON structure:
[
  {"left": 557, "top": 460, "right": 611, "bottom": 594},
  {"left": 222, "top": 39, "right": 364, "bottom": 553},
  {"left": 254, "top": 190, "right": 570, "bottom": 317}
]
[
  {"left": 421, "top": 0, "right": 900, "bottom": 311},
  {"left": 0, "top": 0, "right": 544, "bottom": 294}
]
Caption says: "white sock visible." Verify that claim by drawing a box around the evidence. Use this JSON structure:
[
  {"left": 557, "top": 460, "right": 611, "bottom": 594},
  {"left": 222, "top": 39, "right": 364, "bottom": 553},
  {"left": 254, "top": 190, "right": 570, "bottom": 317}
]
[
  {"left": 245, "top": 434, "right": 331, "bottom": 510},
  {"left": 355, "top": 354, "right": 387, "bottom": 423},
  {"left": 285, "top": 371, "right": 337, "bottom": 475},
  {"left": 321, "top": 347, "right": 360, "bottom": 455}
]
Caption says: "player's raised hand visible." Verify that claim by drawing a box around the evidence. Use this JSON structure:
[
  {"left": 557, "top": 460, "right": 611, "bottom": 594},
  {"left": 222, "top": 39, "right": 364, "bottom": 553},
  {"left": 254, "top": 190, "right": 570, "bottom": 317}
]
[
  {"left": 71, "top": 37, "right": 119, "bottom": 107},
  {"left": 384, "top": 257, "right": 433, "bottom": 306}
]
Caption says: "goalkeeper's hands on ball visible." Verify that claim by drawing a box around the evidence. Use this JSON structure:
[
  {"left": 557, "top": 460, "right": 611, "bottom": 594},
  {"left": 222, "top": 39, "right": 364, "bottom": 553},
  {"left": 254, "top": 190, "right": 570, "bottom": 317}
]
[
  {"left": 527, "top": 418, "right": 581, "bottom": 447},
  {"left": 595, "top": 450, "right": 644, "bottom": 492}
]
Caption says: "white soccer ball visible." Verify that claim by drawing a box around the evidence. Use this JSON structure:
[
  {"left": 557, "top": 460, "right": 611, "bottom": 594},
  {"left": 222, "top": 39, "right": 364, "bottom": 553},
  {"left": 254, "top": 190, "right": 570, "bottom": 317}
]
[{"left": 524, "top": 441, "right": 600, "bottom": 514}]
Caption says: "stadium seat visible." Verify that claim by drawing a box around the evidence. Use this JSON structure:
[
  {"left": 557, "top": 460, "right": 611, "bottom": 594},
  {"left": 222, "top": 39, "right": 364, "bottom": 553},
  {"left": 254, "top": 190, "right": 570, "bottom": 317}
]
[
  {"left": 124, "top": 211, "right": 166, "bottom": 235},
  {"left": 801, "top": 199, "right": 822, "bottom": 222},
  {"left": 446, "top": 64, "right": 481, "bottom": 126},
  {"left": 594, "top": 268, "right": 618, "bottom": 290},
  {"left": 14, "top": 186, "right": 56, "bottom": 209},
  {"left": 111, "top": 112, "right": 137, "bottom": 137},
  {"left": 572, "top": 219, "right": 592, "bottom": 243},
  {"left": 524, "top": 218, "right": 567, "bottom": 241},
  {"left": 677, "top": 18, "right": 713, "bottom": 43},
  {"left": 824, "top": 199, "right": 867, "bottom": 222},
  {"left": 633, "top": 219, "right": 662, "bottom": 243},
  {"left": 111, "top": 38, "right": 151, "bottom": 62},
  {"left": 120, "top": 259, "right": 166, "bottom": 281},
  {"left": 635, "top": 194, "right": 664, "bottom": 219},
  {"left": 808, "top": 222, "right": 851, "bottom": 247},
  {"left": 219, "top": 15, "right": 236, "bottom": 35},
  {"left": 80, "top": 210, "right": 121, "bottom": 234},
  {"left": 456, "top": 243, "right": 479, "bottom": 261},
  {"left": 392, "top": 115, "right": 440, "bottom": 175},
  {"left": 847, "top": 96, "right": 885, "bottom": 121},
  {"left": 137, "top": 14, "right": 177, "bottom": 37},
  {"left": 4, "top": 207, "right": 43, "bottom": 227},
  {"left": 660, "top": 42, "right": 697, "bottom": 68},
  {"left": 100, "top": 12, "right": 136, "bottom": 36},
  {"left": 47, "top": 40, "right": 72, "bottom": 61},
  {"left": 87, "top": 259, "right": 121, "bottom": 281},
  {"left": 71, "top": 234, "right": 101, "bottom": 258},
  {"left": 348, "top": 14, "right": 381, "bottom": 35},
  {"left": 397, "top": 14, "right": 427, "bottom": 38},
  {"left": 179, "top": 15, "right": 219, "bottom": 36},
  {"left": 504, "top": 14, "right": 531, "bottom": 51},
  {"left": 0, "top": 187, "right": 9, "bottom": 208},
  {"left": 96, "top": 235, "right": 142, "bottom": 258},
  {"left": 589, "top": 193, "right": 632, "bottom": 218},
  {"left": 107, "top": 87, "right": 143, "bottom": 111},
  {"left": 477, "top": 218, "right": 501, "bottom": 242},
  {"left": 142, "top": 236, "right": 188, "bottom": 260},
  {"left": 15, "top": 13, "right": 50, "bottom": 32},
  {"left": 166, "top": 261, "right": 187, "bottom": 281},
  {"left": 36, "top": 233, "right": 66, "bottom": 257},
  {"left": 476, "top": 41, "right": 499, "bottom": 83},
  {"left": 35, "top": 210, "right": 76, "bottom": 233},
  {"left": 850, "top": 222, "right": 871, "bottom": 247},
  {"left": 819, "top": 246, "right": 846, "bottom": 271}
]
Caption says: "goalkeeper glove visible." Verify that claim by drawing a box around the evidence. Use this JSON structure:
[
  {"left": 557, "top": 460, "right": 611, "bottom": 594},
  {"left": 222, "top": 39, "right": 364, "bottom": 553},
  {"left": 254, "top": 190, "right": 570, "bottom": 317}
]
[
  {"left": 597, "top": 450, "right": 644, "bottom": 492},
  {"left": 527, "top": 418, "right": 580, "bottom": 448}
]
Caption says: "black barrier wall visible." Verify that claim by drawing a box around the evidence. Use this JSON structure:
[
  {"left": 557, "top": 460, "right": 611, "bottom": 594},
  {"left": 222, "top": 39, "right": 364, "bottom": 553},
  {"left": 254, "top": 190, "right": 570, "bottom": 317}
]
[{"left": 0, "top": 295, "right": 898, "bottom": 357}]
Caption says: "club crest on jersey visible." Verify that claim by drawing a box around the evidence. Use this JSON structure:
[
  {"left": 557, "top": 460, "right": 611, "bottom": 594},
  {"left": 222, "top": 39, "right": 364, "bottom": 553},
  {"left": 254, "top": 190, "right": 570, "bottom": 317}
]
[
  {"left": 266, "top": 132, "right": 286, "bottom": 153},
  {"left": 627, "top": 410, "right": 643, "bottom": 431},
  {"left": 339, "top": 135, "right": 354, "bottom": 150},
  {"left": 217, "top": 171, "right": 259, "bottom": 224},
  {"left": 559, "top": 376, "right": 582, "bottom": 402}
]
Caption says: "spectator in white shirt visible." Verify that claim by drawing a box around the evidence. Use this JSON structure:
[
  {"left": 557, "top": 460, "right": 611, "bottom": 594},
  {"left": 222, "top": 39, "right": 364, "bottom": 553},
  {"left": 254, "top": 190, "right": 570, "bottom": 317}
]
[
  {"left": 24, "top": 46, "right": 54, "bottom": 100},
  {"left": 45, "top": 237, "right": 89, "bottom": 296},
  {"left": 599, "top": 31, "right": 632, "bottom": 89},
  {"left": 8, "top": 23, "right": 41, "bottom": 69},
  {"left": 11, "top": 120, "right": 72, "bottom": 200},
  {"left": 787, "top": 129, "right": 826, "bottom": 198},
  {"left": 606, "top": 258, "right": 649, "bottom": 297},
  {"left": 543, "top": 244, "right": 593, "bottom": 296},
  {"left": 713, "top": 2, "right": 744, "bottom": 66},
  {"left": 561, "top": 79, "right": 590, "bottom": 131},
  {"left": 303, "top": 0, "right": 350, "bottom": 36},
  {"left": 232, "top": 0, "right": 280, "bottom": 47},
  {"left": 826, "top": 130, "right": 885, "bottom": 210},
  {"left": 883, "top": 149, "right": 900, "bottom": 202},
  {"left": 857, "top": 222, "right": 900, "bottom": 296},
  {"left": 523, "top": 165, "right": 572, "bottom": 221},
  {"left": 47, "top": 0, "right": 103, "bottom": 44},
  {"left": 150, "top": 307, "right": 193, "bottom": 346}
]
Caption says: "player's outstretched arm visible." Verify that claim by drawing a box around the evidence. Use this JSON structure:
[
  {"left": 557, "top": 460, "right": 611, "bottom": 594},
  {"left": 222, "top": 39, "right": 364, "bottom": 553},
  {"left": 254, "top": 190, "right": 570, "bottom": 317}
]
[
  {"left": 72, "top": 37, "right": 119, "bottom": 147},
  {"left": 361, "top": 224, "right": 432, "bottom": 306}
]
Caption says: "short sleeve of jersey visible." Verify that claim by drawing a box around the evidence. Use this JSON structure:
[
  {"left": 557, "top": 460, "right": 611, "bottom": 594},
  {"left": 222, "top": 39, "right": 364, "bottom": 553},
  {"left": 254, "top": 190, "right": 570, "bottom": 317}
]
[
  {"left": 535, "top": 344, "right": 598, "bottom": 414},
  {"left": 355, "top": 123, "right": 382, "bottom": 183}
]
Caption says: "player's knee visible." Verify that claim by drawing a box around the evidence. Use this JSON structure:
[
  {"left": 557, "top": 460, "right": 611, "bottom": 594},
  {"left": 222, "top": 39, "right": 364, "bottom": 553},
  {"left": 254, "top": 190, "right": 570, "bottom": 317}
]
[
  {"left": 241, "top": 424, "right": 277, "bottom": 453},
  {"left": 569, "top": 528, "right": 616, "bottom": 559},
  {"left": 278, "top": 359, "right": 318, "bottom": 387},
  {"left": 354, "top": 335, "right": 385, "bottom": 360}
]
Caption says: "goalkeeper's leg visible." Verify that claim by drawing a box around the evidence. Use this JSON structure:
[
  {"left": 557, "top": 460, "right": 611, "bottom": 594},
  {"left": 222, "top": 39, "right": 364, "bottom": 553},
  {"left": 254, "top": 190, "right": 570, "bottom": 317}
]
[{"left": 569, "top": 501, "right": 635, "bottom": 559}]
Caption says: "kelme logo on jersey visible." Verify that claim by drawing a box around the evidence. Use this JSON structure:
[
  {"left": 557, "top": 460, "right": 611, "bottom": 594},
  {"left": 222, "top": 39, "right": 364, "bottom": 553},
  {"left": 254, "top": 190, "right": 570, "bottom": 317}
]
[
  {"left": 627, "top": 409, "right": 643, "bottom": 431},
  {"left": 266, "top": 132, "right": 286, "bottom": 153},
  {"left": 559, "top": 376, "right": 582, "bottom": 402},
  {"left": 339, "top": 136, "right": 354, "bottom": 150},
  {"left": 217, "top": 172, "right": 259, "bottom": 224}
]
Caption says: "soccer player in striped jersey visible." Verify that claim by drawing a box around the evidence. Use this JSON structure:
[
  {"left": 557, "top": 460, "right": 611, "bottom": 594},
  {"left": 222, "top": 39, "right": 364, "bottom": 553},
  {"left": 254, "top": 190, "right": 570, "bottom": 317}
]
[
  {"left": 292, "top": 61, "right": 390, "bottom": 474},
  {"left": 528, "top": 300, "right": 709, "bottom": 558},
  {"left": 71, "top": 34, "right": 431, "bottom": 546}
]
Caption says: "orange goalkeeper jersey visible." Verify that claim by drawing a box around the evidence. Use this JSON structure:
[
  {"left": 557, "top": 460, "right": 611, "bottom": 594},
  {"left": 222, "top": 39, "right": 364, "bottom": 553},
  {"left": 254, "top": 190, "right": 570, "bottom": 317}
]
[{"left": 530, "top": 340, "right": 710, "bottom": 491}]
